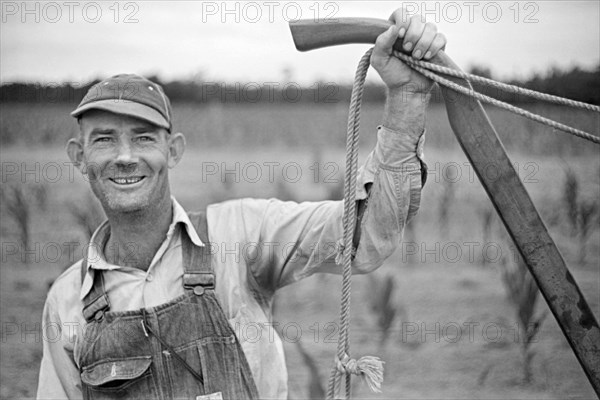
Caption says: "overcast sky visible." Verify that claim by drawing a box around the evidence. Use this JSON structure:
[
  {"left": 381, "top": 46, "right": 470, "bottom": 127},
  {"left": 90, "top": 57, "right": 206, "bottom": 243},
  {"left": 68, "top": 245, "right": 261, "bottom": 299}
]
[{"left": 1, "top": 1, "right": 599, "bottom": 85}]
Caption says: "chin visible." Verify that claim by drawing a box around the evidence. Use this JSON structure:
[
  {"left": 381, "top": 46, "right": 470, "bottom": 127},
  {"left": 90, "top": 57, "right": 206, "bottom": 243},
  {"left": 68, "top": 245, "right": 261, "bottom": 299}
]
[
  {"left": 103, "top": 195, "right": 151, "bottom": 214},
  {"left": 91, "top": 181, "right": 169, "bottom": 216}
]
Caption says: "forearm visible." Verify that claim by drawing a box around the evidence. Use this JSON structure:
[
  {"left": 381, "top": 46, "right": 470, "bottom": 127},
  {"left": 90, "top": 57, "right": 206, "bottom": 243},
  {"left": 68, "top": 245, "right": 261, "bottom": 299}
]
[{"left": 382, "top": 89, "right": 430, "bottom": 139}]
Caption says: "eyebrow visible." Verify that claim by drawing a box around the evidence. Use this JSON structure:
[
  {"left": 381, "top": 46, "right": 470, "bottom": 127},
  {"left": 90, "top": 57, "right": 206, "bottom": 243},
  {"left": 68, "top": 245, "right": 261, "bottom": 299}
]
[
  {"left": 89, "top": 128, "right": 116, "bottom": 137},
  {"left": 131, "top": 125, "right": 159, "bottom": 134}
]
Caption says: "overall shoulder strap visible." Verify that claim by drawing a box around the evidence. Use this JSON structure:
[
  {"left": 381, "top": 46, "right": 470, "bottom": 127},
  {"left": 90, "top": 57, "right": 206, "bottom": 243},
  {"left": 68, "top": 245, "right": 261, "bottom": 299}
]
[
  {"left": 182, "top": 211, "right": 215, "bottom": 293},
  {"left": 80, "top": 258, "right": 111, "bottom": 323},
  {"left": 80, "top": 233, "right": 111, "bottom": 323}
]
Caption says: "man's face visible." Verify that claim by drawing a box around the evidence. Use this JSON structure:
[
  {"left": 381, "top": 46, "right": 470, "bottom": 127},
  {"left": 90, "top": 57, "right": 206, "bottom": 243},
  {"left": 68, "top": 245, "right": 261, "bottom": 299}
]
[{"left": 75, "top": 110, "right": 173, "bottom": 214}]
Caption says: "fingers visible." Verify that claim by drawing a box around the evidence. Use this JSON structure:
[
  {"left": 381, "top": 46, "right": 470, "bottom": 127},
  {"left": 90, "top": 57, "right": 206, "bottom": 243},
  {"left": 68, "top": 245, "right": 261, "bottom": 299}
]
[
  {"left": 387, "top": 8, "right": 447, "bottom": 60},
  {"left": 412, "top": 22, "right": 437, "bottom": 59},
  {"left": 388, "top": 8, "right": 410, "bottom": 38},
  {"left": 402, "top": 15, "right": 425, "bottom": 54},
  {"left": 425, "top": 33, "right": 447, "bottom": 59}
]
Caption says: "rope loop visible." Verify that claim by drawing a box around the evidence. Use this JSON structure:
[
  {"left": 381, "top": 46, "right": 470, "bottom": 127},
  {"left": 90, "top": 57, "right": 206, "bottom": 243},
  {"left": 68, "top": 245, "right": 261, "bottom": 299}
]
[
  {"left": 394, "top": 51, "right": 600, "bottom": 113},
  {"left": 392, "top": 50, "right": 600, "bottom": 144}
]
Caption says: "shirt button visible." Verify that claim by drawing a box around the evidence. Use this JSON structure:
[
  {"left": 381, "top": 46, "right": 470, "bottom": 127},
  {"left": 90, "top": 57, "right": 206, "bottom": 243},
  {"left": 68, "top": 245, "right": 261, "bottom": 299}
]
[{"left": 146, "top": 273, "right": 154, "bottom": 282}]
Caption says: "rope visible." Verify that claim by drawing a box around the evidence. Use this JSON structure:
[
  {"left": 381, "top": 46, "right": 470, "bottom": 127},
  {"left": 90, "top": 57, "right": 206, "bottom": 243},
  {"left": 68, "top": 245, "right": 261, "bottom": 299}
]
[
  {"left": 393, "top": 51, "right": 600, "bottom": 145},
  {"left": 325, "top": 46, "right": 599, "bottom": 400},
  {"left": 326, "top": 48, "right": 384, "bottom": 400},
  {"left": 393, "top": 51, "right": 600, "bottom": 113}
]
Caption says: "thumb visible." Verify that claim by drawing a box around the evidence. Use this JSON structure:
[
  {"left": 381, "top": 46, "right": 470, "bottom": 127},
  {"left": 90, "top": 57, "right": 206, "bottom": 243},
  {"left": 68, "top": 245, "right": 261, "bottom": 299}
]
[{"left": 373, "top": 25, "right": 400, "bottom": 58}]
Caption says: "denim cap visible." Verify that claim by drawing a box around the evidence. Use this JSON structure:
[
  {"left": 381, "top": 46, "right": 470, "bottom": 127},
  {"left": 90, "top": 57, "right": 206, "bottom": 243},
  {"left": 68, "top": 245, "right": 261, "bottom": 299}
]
[{"left": 71, "top": 74, "right": 172, "bottom": 132}]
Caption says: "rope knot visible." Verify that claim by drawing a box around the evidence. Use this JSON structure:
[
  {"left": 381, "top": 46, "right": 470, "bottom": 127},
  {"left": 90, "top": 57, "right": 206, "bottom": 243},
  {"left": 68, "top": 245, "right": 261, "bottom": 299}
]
[
  {"left": 334, "top": 353, "right": 385, "bottom": 393},
  {"left": 335, "top": 353, "right": 358, "bottom": 374}
]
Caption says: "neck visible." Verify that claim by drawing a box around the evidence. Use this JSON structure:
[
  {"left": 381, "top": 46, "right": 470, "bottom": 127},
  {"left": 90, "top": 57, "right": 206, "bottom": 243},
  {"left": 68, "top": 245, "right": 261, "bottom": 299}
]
[{"left": 104, "top": 195, "right": 173, "bottom": 271}]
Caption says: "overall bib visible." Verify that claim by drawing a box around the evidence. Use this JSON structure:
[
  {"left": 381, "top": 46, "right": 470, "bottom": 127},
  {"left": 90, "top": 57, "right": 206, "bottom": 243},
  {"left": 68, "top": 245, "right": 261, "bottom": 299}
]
[{"left": 76, "top": 212, "right": 260, "bottom": 400}]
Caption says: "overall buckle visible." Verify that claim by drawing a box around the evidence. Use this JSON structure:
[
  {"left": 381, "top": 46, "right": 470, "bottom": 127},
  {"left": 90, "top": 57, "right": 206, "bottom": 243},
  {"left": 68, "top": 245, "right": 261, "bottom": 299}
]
[{"left": 183, "top": 272, "right": 215, "bottom": 295}]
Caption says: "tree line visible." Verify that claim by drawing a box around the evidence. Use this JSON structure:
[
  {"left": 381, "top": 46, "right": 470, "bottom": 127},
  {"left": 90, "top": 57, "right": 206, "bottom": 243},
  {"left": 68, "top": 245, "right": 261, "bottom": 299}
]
[{"left": 1, "top": 64, "right": 598, "bottom": 105}]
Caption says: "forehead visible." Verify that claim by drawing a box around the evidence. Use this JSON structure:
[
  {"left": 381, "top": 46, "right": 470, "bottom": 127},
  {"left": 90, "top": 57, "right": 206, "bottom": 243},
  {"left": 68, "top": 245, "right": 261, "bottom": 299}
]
[{"left": 79, "top": 109, "right": 160, "bottom": 132}]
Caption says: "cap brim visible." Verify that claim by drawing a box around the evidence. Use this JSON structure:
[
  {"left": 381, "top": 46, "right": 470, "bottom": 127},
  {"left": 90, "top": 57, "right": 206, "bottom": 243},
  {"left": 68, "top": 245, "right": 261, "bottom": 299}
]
[{"left": 71, "top": 100, "right": 170, "bottom": 130}]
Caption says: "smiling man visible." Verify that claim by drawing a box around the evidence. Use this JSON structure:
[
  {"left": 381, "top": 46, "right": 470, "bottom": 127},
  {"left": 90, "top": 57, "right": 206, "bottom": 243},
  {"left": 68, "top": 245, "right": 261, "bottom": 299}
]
[
  {"left": 37, "top": 8, "right": 446, "bottom": 400},
  {"left": 67, "top": 82, "right": 186, "bottom": 272}
]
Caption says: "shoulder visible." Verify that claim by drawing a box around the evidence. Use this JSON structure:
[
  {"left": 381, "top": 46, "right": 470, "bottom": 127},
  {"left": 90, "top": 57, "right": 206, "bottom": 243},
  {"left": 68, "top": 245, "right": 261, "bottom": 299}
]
[
  {"left": 206, "top": 198, "right": 278, "bottom": 243},
  {"left": 50, "top": 260, "right": 84, "bottom": 291},
  {"left": 45, "top": 261, "right": 84, "bottom": 316}
]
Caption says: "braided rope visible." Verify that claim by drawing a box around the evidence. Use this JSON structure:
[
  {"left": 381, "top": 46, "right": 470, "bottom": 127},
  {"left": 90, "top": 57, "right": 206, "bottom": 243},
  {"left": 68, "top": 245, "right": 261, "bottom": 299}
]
[
  {"left": 326, "top": 48, "right": 378, "bottom": 400},
  {"left": 393, "top": 51, "right": 600, "bottom": 113},
  {"left": 392, "top": 51, "right": 600, "bottom": 144}
]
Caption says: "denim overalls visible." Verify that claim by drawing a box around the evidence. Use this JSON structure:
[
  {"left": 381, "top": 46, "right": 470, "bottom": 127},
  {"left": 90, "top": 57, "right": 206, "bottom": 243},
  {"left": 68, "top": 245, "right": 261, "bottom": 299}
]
[{"left": 76, "top": 212, "right": 260, "bottom": 400}]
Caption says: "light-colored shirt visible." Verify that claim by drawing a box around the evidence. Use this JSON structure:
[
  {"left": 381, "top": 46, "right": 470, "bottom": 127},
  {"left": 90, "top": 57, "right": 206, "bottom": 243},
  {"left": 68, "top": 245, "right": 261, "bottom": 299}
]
[{"left": 37, "top": 125, "right": 426, "bottom": 399}]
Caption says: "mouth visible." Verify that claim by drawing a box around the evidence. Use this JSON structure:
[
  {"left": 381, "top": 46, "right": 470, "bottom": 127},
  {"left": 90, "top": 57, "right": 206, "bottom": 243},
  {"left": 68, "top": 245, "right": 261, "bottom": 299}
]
[{"left": 109, "top": 176, "right": 146, "bottom": 186}]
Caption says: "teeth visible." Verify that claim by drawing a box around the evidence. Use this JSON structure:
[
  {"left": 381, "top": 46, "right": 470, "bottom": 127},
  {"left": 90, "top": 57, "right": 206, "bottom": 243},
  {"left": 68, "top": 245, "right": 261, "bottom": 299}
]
[{"left": 113, "top": 177, "right": 143, "bottom": 185}]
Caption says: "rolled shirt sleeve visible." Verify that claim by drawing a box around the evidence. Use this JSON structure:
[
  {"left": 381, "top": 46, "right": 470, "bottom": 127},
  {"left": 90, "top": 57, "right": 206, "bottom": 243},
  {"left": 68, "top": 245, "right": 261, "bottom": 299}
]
[{"left": 353, "top": 125, "right": 426, "bottom": 269}]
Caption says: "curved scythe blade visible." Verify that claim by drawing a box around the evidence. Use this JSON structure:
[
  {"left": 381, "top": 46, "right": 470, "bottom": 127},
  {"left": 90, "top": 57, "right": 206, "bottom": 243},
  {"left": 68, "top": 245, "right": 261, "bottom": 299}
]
[{"left": 289, "top": 18, "right": 599, "bottom": 394}]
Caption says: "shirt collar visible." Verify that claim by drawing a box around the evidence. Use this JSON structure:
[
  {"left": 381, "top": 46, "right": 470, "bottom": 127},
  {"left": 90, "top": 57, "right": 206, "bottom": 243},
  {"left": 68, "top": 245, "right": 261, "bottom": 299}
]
[{"left": 79, "top": 196, "right": 203, "bottom": 300}]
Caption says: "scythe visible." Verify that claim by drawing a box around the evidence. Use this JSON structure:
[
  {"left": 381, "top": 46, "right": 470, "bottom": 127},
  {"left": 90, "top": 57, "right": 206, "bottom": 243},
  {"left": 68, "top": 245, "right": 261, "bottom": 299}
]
[{"left": 289, "top": 18, "right": 599, "bottom": 394}]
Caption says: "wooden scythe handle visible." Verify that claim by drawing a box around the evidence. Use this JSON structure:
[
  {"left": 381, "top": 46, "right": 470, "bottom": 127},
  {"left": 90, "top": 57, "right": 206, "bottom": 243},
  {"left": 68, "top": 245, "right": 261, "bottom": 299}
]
[{"left": 290, "top": 18, "right": 600, "bottom": 394}]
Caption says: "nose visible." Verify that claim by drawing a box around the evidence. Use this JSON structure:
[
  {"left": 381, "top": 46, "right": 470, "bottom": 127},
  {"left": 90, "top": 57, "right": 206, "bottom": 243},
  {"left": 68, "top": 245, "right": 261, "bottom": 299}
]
[{"left": 114, "top": 138, "right": 138, "bottom": 166}]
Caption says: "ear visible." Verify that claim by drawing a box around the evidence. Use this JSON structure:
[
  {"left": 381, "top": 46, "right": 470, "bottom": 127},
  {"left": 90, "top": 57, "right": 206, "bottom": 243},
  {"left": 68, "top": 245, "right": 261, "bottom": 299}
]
[
  {"left": 167, "top": 132, "right": 186, "bottom": 168},
  {"left": 66, "top": 138, "right": 85, "bottom": 173}
]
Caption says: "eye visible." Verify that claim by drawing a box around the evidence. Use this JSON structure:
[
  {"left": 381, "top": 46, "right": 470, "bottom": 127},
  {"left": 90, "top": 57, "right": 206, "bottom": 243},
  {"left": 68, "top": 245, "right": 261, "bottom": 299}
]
[
  {"left": 136, "top": 135, "right": 154, "bottom": 142},
  {"left": 93, "top": 137, "right": 112, "bottom": 143}
]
